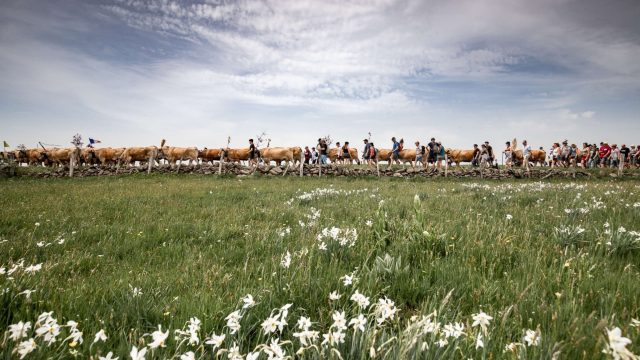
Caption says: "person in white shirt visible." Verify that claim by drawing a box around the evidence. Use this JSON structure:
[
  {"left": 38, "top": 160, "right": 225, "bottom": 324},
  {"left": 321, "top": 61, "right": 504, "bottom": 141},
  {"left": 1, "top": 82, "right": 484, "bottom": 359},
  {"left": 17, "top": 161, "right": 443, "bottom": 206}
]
[{"left": 522, "top": 140, "right": 532, "bottom": 170}]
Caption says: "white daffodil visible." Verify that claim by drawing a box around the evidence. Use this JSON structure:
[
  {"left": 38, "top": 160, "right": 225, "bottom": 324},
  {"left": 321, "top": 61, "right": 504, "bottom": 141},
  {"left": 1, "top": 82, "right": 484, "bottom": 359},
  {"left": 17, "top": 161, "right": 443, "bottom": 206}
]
[
  {"left": 471, "top": 311, "right": 493, "bottom": 334},
  {"left": 225, "top": 310, "right": 242, "bottom": 334},
  {"left": 341, "top": 275, "right": 353, "bottom": 286},
  {"left": 246, "top": 351, "right": 260, "bottom": 360},
  {"left": 204, "top": 332, "right": 225, "bottom": 349},
  {"left": 374, "top": 297, "right": 398, "bottom": 325},
  {"left": 350, "top": 290, "right": 371, "bottom": 310},
  {"left": 228, "top": 342, "right": 242, "bottom": 360},
  {"left": 349, "top": 314, "right": 367, "bottom": 333},
  {"left": 94, "top": 329, "right": 107, "bottom": 344},
  {"left": 148, "top": 325, "right": 169, "bottom": 349},
  {"left": 180, "top": 351, "right": 195, "bottom": 360},
  {"left": 242, "top": 294, "right": 255, "bottom": 309},
  {"left": 261, "top": 315, "right": 282, "bottom": 334},
  {"left": 280, "top": 251, "right": 291, "bottom": 269},
  {"left": 8, "top": 321, "right": 31, "bottom": 341},
  {"left": 329, "top": 291, "right": 341, "bottom": 301},
  {"left": 523, "top": 329, "right": 541, "bottom": 347},
  {"left": 99, "top": 351, "right": 118, "bottom": 360},
  {"left": 15, "top": 338, "right": 36, "bottom": 359},
  {"left": 332, "top": 311, "right": 347, "bottom": 332},
  {"left": 264, "top": 338, "right": 286, "bottom": 360},
  {"left": 443, "top": 322, "right": 464, "bottom": 339},
  {"left": 604, "top": 327, "right": 636, "bottom": 360},
  {"left": 506, "top": 214, "right": 513, "bottom": 220},
  {"left": 297, "top": 316, "right": 312, "bottom": 330},
  {"left": 24, "top": 263, "right": 42, "bottom": 274},
  {"left": 130, "top": 346, "right": 147, "bottom": 360}
]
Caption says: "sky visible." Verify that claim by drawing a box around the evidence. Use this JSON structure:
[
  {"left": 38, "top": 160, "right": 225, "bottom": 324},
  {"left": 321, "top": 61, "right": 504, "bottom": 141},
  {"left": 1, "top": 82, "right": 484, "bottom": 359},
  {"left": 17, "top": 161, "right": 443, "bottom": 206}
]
[{"left": 1, "top": 0, "right": 639, "bottom": 151}]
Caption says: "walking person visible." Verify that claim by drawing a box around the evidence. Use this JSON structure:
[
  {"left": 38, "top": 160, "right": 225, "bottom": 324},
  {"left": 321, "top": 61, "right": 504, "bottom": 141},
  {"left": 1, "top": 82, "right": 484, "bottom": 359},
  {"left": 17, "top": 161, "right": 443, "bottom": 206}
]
[
  {"left": 318, "top": 138, "right": 328, "bottom": 165},
  {"left": 368, "top": 142, "right": 377, "bottom": 166},
  {"left": 436, "top": 141, "right": 445, "bottom": 170},
  {"left": 522, "top": 140, "right": 531, "bottom": 170},
  {"left": 414, "top": 141, "right": 424, "bottom": 168},
  {"left": 342, "top": 142, "right": 351, "bottom": 164},
  {"left": 599, "top": 142, "right": 611, "bottom": 168},
  {"left": 304, "top": 146, "right": 311, "bottom": 165},
  {"left": 471, "top": 144, "right": 480, "bottom": 167},
  {"left": 391, "top": 137, "right": 401, "bottom": 166},
  {"left": 362, "top": 139, "right": 371, "bottom": 164},
  {"left": 504, "top": 141, "right": 513, "bottom": 168},
  {"left": 485, "top": 141, "right": 494, "bottom": 167},
  {"left": 248, "top": 138, "right": 258, "bottom": 167},
  {"left": 427, "top": 137, "right": 437, "bottom": 170},
  {"left": 311, "top": 147, "right": 318, "bottom": 164}
]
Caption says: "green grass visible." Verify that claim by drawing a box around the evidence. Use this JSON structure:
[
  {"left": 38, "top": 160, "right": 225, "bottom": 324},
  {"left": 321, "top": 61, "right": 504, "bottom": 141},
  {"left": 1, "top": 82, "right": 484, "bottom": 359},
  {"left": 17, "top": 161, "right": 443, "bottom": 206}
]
[{"left": 1, "top": 175, "right": 639, "bottom": 359}]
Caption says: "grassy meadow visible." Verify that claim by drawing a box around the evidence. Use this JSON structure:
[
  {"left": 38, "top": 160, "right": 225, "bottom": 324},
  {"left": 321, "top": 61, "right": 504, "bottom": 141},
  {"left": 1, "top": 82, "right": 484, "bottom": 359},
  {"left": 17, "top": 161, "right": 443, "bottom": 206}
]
[{"left": 1, "top": 175, "right": 639, "bottom": 359}]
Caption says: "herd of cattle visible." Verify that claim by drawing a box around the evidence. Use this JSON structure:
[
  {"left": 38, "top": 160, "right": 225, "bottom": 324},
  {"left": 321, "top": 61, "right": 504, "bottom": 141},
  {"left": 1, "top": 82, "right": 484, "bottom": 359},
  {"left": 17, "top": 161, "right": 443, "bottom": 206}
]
[{"left": 5, "top": 143, "right": 548, "bottom": 168}]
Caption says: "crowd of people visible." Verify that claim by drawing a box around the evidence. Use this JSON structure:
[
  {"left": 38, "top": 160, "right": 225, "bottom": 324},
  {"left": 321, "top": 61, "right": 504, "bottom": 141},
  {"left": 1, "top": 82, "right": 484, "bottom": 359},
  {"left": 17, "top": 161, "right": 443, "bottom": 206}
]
[
  {"left": 549, "top": 141, "right": 638, "bottom": 169},
  {"left": 292, "top": 138, "right": 640, "bottom": 169}
]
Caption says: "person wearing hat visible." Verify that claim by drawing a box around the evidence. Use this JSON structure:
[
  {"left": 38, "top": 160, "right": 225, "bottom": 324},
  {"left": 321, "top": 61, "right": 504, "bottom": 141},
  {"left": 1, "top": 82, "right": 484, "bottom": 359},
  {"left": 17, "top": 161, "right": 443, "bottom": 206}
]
[{"left": 599, "top": 142, "right": 611, "bottom": 168}]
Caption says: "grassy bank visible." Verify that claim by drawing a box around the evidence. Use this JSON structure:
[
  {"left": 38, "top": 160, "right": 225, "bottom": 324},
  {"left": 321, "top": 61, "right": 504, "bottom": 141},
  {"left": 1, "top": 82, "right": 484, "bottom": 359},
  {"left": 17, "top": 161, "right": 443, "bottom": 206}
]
[{"left": 1, "top": 175, "right": 639, "bottom": 359}]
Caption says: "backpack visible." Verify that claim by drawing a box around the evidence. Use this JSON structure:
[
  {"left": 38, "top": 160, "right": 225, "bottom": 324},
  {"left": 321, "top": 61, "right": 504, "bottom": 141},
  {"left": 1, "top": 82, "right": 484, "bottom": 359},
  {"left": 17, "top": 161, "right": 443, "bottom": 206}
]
[
  {"left": 433, "top": 144, "right": 441, "bottom": 155},
  {"left": 369, "top": 147, "right": 376, "bottom": 157}
]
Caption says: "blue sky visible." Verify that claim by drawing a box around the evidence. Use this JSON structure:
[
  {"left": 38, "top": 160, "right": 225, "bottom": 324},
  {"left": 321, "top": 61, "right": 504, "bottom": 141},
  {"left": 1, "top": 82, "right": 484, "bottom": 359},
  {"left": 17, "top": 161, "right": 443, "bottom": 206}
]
[{"left": 1, "top": 0, "right": 639, "bottom": 150}]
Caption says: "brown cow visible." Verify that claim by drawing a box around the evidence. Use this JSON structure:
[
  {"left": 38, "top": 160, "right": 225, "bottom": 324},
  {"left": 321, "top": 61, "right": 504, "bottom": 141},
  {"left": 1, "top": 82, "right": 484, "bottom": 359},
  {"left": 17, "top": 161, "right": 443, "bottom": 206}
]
[
  {"left": 377, "top": 149, "right": 393, "bottom": 163},
  {"left": 14, "top": 149, "right": 47, "bottom": 166},
  {"left": 224, "top": 148, "right": 251, "bottom": 163},
  {"left": 445, "top": 149, "right": 476, "bottom": 166},
  {"left": 94, "top": 147, "right": 125, "bottom": 166},
  {"left": 80, "top": 148, "right": 98, "bottom": 166},
  {"left": 375, "top": 148, "right": 420, "bottom": 168},
  {"left": 119, "top": 146, "right": 158, "bottom": 167},
  {"left": 290, "top": 147, "right": 303, "bottom": 166},
  {"left": 327, "top": 148, "right": 360, "bottom": 164},
  {"left": 198, "top": 148, "right": 223, "bottom": 164},
  {"left": 261, "top": 147, "right": 294, "bottom": 166},
  {"left": 513, "top": 149, "right": 546, "bottom": 166},
  {"left": 397, "top": 149, "right": 425, "bottom": 168},
  {"left": 47, "top": 148, "right": 81, "bottom": 167},
  {"left": 159, "top": 146, "right": 198, "bottom": 168}
]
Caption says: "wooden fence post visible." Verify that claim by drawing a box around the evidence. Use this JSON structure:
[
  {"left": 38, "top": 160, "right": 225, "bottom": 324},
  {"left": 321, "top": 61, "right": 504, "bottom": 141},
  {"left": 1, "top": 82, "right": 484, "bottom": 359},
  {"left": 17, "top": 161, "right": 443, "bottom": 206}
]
[
  {"left": 69, "top": 152, "right": 75, "bottom": 177},
  {"left": 219, "top": 151, "right": 224, "bottom": 175},
  {"left": 376, "top": 152, "right": 380, "bottom": 177},
  {"left": 299, "top": 151, "right": 304, "bottom": 177},
  {"left": 619, "top": 156, "right": 623, "bottom": 177},
  {"left": 445, "top": 154, "right": 448, "bottom": 177}
]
